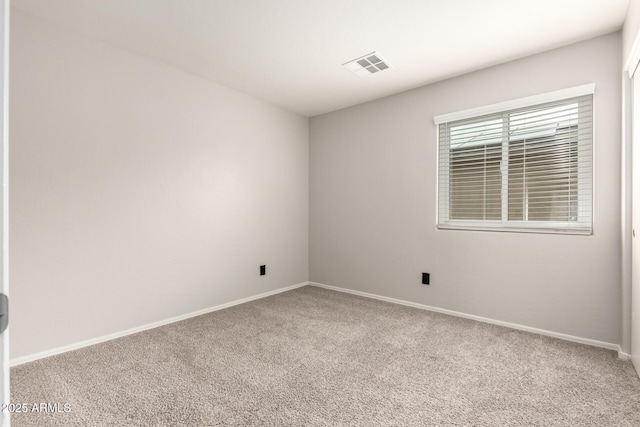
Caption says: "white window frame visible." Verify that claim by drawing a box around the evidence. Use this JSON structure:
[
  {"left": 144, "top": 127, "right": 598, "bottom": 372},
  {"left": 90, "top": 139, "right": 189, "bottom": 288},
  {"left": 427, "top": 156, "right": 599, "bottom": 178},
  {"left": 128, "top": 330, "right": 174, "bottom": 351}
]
[{"left": 434, "top": 84, "right": 595, "bottom": 235}]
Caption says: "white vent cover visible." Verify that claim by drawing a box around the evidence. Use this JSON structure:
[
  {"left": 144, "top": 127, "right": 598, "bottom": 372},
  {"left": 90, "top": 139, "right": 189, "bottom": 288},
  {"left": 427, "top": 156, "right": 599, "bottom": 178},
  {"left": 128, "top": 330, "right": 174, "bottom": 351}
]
[{"left": 343, "top": 52, "right": 392, "bottom": 77}]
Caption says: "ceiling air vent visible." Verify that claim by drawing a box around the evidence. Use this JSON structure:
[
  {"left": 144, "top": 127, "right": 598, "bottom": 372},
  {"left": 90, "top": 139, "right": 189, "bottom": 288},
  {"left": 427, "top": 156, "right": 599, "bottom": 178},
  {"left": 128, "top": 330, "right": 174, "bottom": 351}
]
[{"left": 343, "top": 52, "right": 392, "bottom": 77}]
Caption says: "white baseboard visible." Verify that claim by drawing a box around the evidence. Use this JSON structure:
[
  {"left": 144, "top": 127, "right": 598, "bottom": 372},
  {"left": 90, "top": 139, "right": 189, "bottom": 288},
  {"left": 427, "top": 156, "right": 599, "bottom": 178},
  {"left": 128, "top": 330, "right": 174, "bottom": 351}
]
[
  {"left": 11, "top": 281, "right": 309, "bottom": 367},
  {"left": 619, "top": 350, "right": 631, "bottom": 361},
  {"left": 632, "top": 355, "right": 640, "bottom": 376},
  {"left": 13, "top": 281, "right": 629, "bottom": 367},
  {"left": 309, "top": 282, "right": 624, "bottom": 355}
]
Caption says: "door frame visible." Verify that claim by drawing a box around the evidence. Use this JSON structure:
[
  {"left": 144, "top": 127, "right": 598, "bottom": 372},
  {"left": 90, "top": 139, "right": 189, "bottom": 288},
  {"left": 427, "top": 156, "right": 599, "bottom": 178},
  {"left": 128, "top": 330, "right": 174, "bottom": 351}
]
[{"left": 624, "top": 27, "right": 640, "bottom": 375}]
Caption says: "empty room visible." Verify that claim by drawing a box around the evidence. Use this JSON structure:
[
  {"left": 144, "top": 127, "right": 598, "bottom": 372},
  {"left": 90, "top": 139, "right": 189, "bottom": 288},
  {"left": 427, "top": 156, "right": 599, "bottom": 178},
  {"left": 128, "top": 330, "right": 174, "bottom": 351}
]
[{"left": 3, "top": 0, "right": 640, "bottom": 425}]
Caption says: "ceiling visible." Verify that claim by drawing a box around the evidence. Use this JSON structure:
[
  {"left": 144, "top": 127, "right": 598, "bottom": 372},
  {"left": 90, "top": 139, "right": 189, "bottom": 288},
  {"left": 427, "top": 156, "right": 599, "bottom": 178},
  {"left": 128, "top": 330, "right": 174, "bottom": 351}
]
[{"left": 13, "top": 0, "right": 629, "bottom": 117}]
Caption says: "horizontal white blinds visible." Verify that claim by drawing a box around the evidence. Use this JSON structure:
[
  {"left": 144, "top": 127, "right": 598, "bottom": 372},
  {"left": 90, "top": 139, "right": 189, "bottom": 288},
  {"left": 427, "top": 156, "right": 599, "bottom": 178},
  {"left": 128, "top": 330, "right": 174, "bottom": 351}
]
[{"left": 437, "top": 94, "right": 593, "bottom": 234}]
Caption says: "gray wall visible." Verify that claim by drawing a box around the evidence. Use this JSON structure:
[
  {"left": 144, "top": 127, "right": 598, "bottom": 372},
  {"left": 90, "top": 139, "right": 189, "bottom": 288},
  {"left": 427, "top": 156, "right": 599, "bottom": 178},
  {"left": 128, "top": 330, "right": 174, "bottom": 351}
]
[
  {"left": 310, "top": 33, "right": 622, "bottom": 345},
  {"left": 10, "top": 7, "right": 626, "bottom": 361},
  {"left": 10, "top": 10, "right": 309, "bottom": 360}
]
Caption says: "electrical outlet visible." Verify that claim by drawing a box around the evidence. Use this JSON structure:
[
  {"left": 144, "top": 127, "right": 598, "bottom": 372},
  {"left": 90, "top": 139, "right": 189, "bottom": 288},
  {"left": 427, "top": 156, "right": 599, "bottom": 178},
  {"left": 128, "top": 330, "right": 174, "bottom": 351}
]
[
  {"left": 422, "top": 272, "right": 430, "bottom": 285},
  {"left": 260, "top": 265, "right": 266, "bottom": 276}
]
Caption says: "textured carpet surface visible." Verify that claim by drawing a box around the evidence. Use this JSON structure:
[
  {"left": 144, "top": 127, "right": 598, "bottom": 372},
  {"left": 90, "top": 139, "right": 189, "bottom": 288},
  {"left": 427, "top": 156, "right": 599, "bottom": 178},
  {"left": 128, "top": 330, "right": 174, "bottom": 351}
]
[{"left": 10, "top": 286, "right": 640, "bottom": 426}]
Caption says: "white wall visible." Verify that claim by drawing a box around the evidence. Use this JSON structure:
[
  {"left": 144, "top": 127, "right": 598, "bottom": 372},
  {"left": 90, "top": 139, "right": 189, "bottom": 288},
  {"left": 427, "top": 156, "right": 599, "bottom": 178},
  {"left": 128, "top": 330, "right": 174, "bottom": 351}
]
[
  {"left": 310, "top": 33, "right": 622, "bottom": 345},
  {"left": 9, "top": 9, "right": 309, "bottom": 360},
  {"left": 624, "top": 0, "right": 640, "bottom": 66}
]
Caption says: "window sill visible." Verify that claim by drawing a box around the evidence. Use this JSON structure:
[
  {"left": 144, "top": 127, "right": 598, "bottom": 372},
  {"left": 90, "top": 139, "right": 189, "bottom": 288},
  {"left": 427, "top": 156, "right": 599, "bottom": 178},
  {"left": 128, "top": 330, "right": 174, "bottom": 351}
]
[{"left": 436, "top": 223, "right": 592, "bottom": 236}]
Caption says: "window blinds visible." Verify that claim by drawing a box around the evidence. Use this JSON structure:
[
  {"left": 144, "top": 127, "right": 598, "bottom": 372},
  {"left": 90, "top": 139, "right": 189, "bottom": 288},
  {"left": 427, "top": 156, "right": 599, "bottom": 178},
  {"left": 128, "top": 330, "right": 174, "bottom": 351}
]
[{"left": 437, "top": 94, "right": 593, "bottom": 234}]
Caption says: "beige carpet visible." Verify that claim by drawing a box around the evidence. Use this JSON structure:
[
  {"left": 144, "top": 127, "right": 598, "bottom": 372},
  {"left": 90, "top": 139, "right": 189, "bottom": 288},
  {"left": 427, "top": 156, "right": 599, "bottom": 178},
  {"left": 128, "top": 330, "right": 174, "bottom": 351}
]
[{"left": 10, "top": 286, "right": 640, "bottom": 426}]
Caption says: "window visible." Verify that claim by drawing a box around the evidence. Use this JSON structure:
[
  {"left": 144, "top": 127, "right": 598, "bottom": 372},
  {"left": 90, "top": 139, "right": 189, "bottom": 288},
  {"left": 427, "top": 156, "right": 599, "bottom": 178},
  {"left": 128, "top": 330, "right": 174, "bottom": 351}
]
[{"left": 435, "top": 86, "right": 593, "bottom": 234}]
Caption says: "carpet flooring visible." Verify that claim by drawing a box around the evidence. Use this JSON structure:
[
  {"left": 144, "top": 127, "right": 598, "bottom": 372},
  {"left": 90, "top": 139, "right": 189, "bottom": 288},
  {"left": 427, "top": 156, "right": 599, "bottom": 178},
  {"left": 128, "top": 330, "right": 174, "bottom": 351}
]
[{"left": 10, "top": 285, "right": 640, "bottom": 426}]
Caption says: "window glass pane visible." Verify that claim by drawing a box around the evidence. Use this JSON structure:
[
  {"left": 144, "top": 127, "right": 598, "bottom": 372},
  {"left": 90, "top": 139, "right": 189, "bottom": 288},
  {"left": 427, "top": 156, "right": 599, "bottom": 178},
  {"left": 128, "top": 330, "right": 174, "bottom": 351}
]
[
  {"left": 450, "top": 143, "right": 501, "bottom": 220},
  {"left": 508, "top": 104, "right": 579, "bottom": 222}
]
